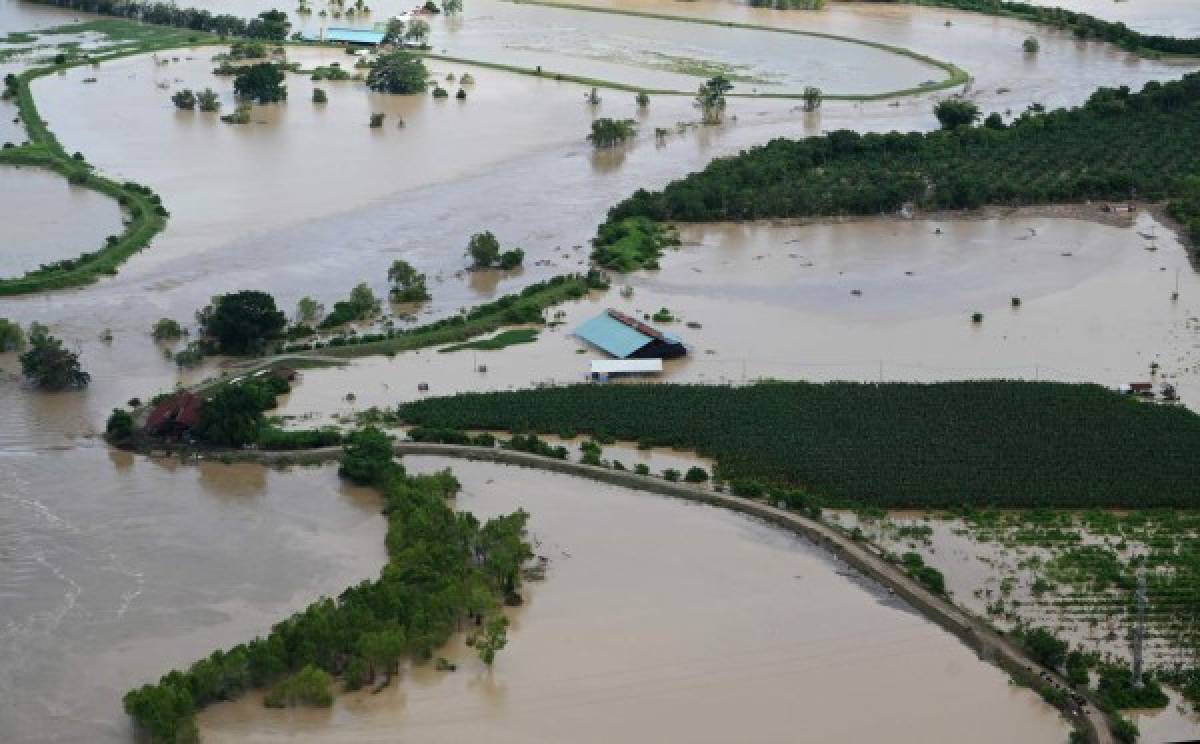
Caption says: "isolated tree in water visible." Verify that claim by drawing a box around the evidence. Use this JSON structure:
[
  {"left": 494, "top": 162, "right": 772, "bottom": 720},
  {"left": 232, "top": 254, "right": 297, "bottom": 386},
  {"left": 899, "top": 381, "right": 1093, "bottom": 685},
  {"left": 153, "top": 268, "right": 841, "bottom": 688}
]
[
  {"left": 473, "top": 616, "right": 509, "bottom": 666},
  {"left": 802, "top": 86, "right": 822, "bottom": 112},
  {"left": 0, "top": 317, "right": 24, "bottom": 351},
  {"left": 442, "top": 0, "right": 463, "bottom": 15},
  {"left": 233, "top": 63, "right": 287, "bottom": 103},
  {"left": 695, "top": 75, "right": 733, "bottom": 125},
  {"left": 467, "top": 231, "right": 501, "bottom": 268},
  {"left": 382, "top": 17, "right": 406, "bottom": 45},
  {"left": 933, "top": 98, "right": 980, "bottom": 130},
  {"left": 366, "top": 51, "right": 428, "bottom": 94},
  {"left": 404, "top": 19, "right": 431, "bottom": 46},
  {"left": 388, "top": 259, "right": 431, "bottom": 302},
  {"left": 19, "top": 324, "right": 90, "bottom": 390}
]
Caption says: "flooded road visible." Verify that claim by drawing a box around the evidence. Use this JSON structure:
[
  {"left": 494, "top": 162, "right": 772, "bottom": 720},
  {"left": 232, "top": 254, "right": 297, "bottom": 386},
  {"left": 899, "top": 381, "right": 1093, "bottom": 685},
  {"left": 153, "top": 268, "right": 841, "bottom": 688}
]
[
  {"left": 0, "top": 450, "right": 386, "bottom": 743},
  {"left": 0, "top": 164, "right": 126, "bottom": 278},
  {"left": 198, "top": 456, "right": 1071, "bottom": 743}
]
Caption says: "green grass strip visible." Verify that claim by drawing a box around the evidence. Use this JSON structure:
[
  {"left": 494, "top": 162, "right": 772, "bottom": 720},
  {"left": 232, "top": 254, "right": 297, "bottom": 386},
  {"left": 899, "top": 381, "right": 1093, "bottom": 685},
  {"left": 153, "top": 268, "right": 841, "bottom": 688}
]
[
  {"left": 438, "top": 328, "right": 540, "bottom": 353},
  {"left": 0, "top": 21, "right": 221, "bottom": 295}
]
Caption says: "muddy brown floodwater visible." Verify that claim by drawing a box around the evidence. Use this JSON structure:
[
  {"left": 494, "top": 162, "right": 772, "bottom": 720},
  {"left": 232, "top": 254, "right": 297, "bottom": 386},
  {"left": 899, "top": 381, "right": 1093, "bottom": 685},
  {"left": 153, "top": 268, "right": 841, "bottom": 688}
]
[
  {"left": 197, "top": 456, "right": 1071, "bottom": 743},
  {"left": 1, "top": 1, "right": 1199, "bottom": 741},
  {"left": 0, "top": 164, "right": 126, "bottom": 277},
  {"left": 0, "top": 449, "right": 386, "bottom": 743},
  {"left": 277, "top": 211, "right": 1200, "bottom": 420},
  {"left": 0, "top": 0, "right": 1192, "bottom": 443}
]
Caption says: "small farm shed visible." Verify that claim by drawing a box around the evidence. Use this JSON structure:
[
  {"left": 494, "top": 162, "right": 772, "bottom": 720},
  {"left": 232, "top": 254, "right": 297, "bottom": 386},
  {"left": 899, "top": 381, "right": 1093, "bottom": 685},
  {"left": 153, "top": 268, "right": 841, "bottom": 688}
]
[
  {"left": 575, "top": 309, "right": 686, "bottom": 359},
  {"left": 314, "top": 27, "right": 386, "bottom": 45}
]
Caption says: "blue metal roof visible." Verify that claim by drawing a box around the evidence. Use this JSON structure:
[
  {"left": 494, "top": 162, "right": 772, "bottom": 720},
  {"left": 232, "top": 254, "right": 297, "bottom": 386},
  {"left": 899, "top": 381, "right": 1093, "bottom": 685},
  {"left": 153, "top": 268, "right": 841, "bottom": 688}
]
[
  {"left": 322, "top": 27, "right": 385, "bottom": 44},
  {"left": 575, "top": 313, "right": 653, "bottom": 359}
]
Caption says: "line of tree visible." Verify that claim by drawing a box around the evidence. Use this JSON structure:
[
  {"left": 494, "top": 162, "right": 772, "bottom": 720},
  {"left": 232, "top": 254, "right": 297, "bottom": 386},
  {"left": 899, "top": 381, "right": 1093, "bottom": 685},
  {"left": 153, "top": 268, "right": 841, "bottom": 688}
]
[
  {"left": 863, "top": 0, "right": 1200, "bottom": 56},
  {"left": 22, "top": 1, "right": 292, "bottom": 40},
  {"left": 598, "top": 72, "right": 1200, "bottom": 267},
  {"left": 396, "top": 381, "right": 1200, "bottom": 508},
  {"left": 123, "top": 427, "right": 533, "bottom": 742}
]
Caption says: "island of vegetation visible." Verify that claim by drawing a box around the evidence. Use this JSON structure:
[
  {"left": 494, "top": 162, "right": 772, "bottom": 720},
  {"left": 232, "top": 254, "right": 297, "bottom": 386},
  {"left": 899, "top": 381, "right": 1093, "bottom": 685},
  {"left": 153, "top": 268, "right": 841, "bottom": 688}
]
[
  {"left": 122, "top": 428, "right": 533, "bottom": 743},
  {"left": 595, "top": 73, "right": 1200, "bottom": 269}
]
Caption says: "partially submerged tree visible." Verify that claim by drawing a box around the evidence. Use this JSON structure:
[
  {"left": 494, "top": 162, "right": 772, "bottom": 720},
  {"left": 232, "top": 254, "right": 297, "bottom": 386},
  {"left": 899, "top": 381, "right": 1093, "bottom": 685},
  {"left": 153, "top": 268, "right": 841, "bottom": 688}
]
[
  {"left": 388, "top": 259, "right": 431, "bottom": 302},
  {"left": 404, "top": 19, "right": 431, "bottom": 46},
  {"left": 19, "top": 324, "right": 90, "bottom": 390},
  {"left": 196, "top": 88, "right": 221, "bottom": 112},
  {"left": 588, "top": 118, "right": 636, "bottom": 148},
  {"left": 1023, "top": 36, "right": 1040, "bottom": 53},
  {"left": 366, "top": 51, "right": 428, "bottom": 94},
  {"left": 152, "top": 318, "right": 184, "bottom": 341},
  {"left": 0, "top": 317, "right": 24, "bottom": 352},
  {"left": 442, "top": 0, "right": 463, "bottom": 15},
  {"left": 233, "top": 63, "right": 287, "bottom": 103},
  {"left": 382, "top": 17, "right": 406, "bottom": 45},
  {"left": 802, "top": 86, "right": 822, "bottom": 112},
  {"left": 473, "top": 615, "right": 509, "bottom": 666},
  {"left": 467, "top": 231, "right": 501, "bottom": 268},
  {"left": 933, "top": 98, "right": 981, "bottom": 130},
  {"left": 171, "top": 89, "right": 196, "bottom": 110},
  {"left": 694, "top": 75, "right": 733, "bottom": 125}
]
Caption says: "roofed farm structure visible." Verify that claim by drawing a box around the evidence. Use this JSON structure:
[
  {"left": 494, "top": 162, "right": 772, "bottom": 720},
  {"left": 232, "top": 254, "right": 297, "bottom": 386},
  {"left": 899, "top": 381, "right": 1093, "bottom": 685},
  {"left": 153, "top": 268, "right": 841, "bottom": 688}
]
[
  {"left": 313, "top": 27, "right": 386, "bottom": 45},
  {"left": 575, "top": 309, "right": 686, "bottom": 359}
]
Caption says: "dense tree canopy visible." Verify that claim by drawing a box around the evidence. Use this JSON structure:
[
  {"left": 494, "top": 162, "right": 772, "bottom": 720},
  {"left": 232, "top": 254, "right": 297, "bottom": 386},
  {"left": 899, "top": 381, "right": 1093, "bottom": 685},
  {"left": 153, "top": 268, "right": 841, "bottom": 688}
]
[
  {"left": 933, "top": 98, "right": 980, "bottom": 130},
  {"left": 198, "top": 290, "right": 286, "bottom": 354},
  {"left": 19, "top": 324, "right": 89, "bottom": 390},
  {"left": 366, "top": 51, "right": 428, "bottom": 94},
  {"left": 233, "top": 63, "right": 286, "bottom": 103}
]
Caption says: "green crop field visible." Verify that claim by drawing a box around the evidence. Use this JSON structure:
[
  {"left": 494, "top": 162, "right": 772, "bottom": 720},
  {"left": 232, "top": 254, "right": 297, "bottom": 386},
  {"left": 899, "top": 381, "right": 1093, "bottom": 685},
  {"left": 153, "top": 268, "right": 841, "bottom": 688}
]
[{"left": 399, "top": 381, "right": 1200, "bottom": 508}]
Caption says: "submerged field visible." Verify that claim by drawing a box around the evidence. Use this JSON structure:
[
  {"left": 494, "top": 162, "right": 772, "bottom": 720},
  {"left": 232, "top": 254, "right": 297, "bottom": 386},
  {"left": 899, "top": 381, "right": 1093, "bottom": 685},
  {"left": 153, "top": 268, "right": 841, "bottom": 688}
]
[{"left": 3, "top": 0, "right": 1200, "bottom": 741}]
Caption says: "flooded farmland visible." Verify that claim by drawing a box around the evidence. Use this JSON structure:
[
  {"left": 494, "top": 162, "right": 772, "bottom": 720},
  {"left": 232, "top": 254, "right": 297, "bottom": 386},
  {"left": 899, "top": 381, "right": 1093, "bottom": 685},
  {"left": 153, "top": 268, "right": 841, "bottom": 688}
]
[
  {"left": 2, "top": 0, "right": 1200, "bottom": 740},
  {"left": 197, "top": 456, "right": 1071, "bottom": 744},
  {"left": 277, "top": 211, "right": 1200, "bottom": 420}
]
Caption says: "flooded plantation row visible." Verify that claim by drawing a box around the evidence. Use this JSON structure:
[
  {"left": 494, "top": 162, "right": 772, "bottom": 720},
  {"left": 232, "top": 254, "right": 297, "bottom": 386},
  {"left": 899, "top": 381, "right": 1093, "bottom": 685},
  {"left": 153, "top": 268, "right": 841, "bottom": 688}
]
[
  {"left": 835, "top": 508, "right": 1200, "bottom": 742},
  {"left": 195, "top": 456, "right": 1071, "bottom": 743}
]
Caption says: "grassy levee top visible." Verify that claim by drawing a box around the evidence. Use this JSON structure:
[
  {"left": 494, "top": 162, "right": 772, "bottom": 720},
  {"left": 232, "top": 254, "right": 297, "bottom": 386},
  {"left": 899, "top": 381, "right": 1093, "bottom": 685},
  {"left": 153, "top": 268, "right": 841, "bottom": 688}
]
[
  {"left": 398, "top": 381, "right": 1200, "bottom": 508},
  {"left": 0, "top": 20, "right": 219, "bottom": 295}
]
